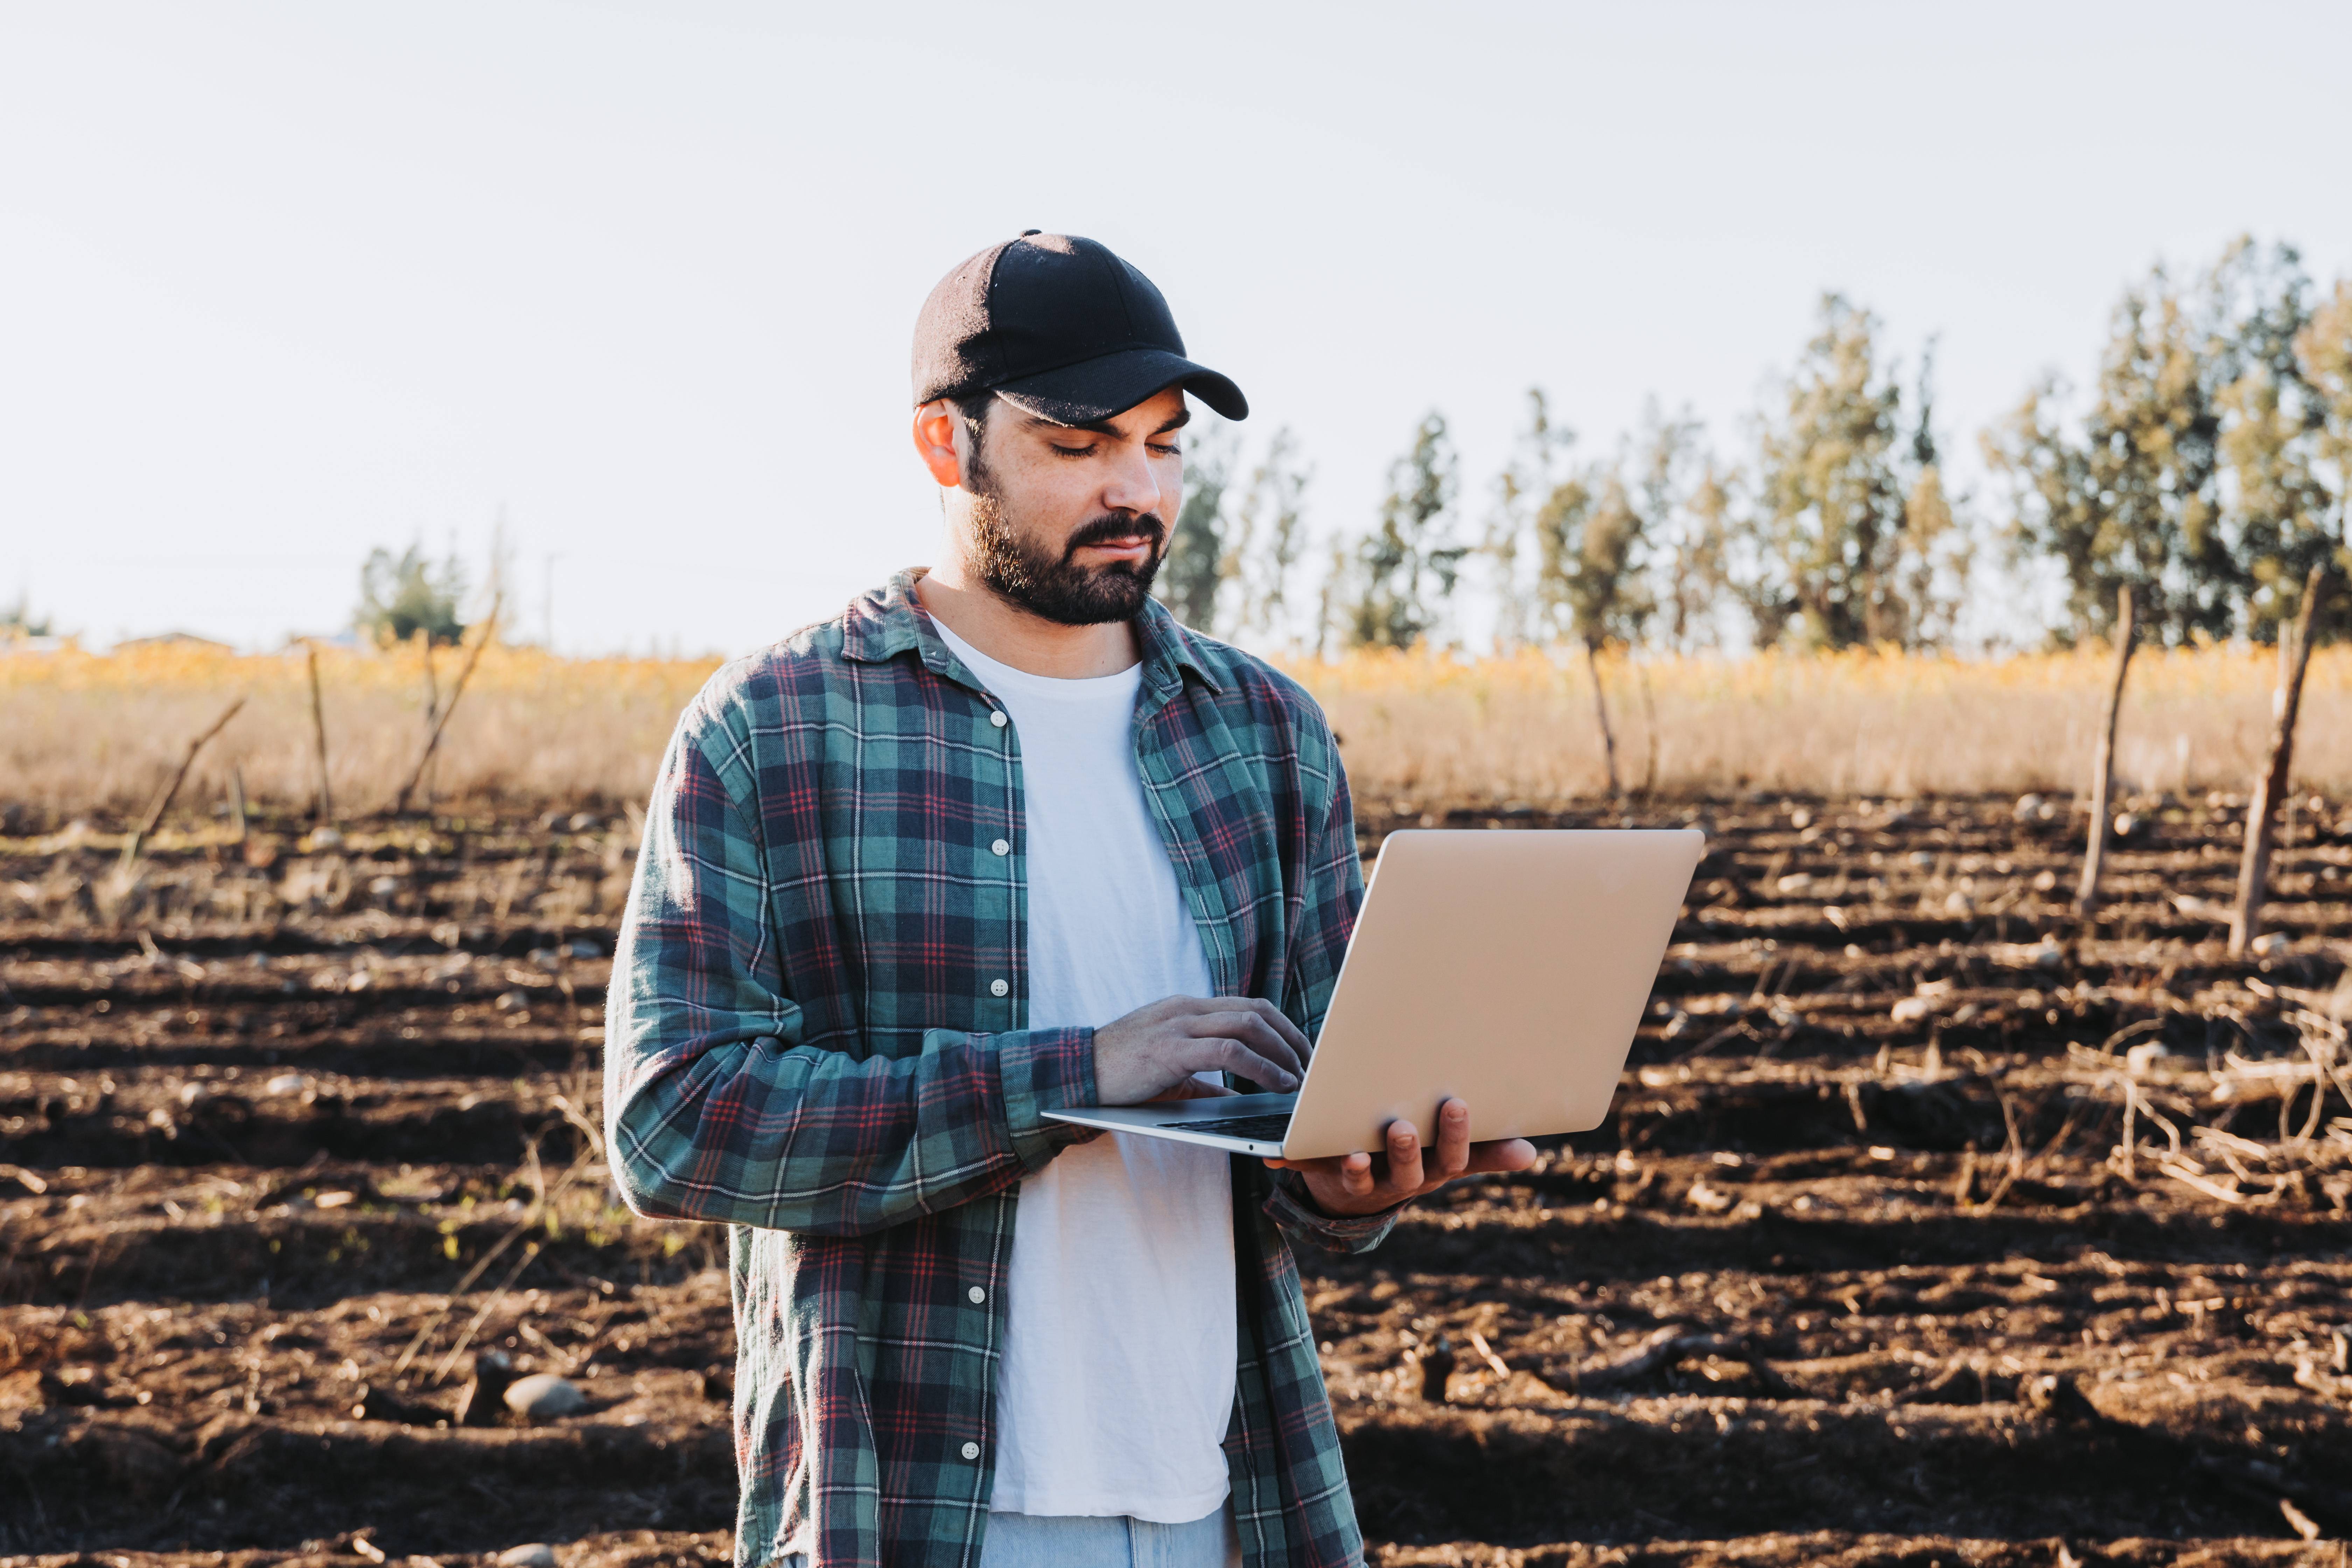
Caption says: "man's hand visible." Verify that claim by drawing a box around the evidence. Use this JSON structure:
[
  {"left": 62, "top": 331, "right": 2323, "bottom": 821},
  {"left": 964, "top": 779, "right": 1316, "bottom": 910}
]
[
  {"left": 1263, "top": 1097, "right": 1535, "bottom": 1217},
  {"left": 1093, "top": 995, "right": 1310, "bottom": 1105}
]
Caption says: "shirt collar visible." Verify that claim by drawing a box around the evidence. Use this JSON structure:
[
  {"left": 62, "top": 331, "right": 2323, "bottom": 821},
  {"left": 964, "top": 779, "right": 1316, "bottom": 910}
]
[{"left": 843, "top": 568, "right": 1224, "bottom": 695}]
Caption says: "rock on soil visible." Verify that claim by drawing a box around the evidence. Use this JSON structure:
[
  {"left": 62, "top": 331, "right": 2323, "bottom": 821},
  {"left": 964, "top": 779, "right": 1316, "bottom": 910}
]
[{"left": 505, "top": 1372, "right": 588, "bottom": 1421}]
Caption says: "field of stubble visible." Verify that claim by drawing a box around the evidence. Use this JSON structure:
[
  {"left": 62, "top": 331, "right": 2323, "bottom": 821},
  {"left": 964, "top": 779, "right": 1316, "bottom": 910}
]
[{"left": 4, "top": 793, "right": 2350, "bottom": 1568}]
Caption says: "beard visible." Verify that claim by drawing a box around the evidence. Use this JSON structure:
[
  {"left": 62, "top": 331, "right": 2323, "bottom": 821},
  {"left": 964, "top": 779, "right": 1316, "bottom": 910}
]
[{"left": 966, "top": 475, "right": 1167, "bottom": 627}]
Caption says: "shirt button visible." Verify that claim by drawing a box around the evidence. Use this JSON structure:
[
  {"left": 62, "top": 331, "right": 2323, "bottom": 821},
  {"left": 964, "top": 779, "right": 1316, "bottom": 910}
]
[
  {"left": 989, "top": 978, "right": 1009, "bottom": 998},
  {"left": 961, "top": 1441, "right": 981, "bottom": 1461},
  {"left": 988, "top": 709, "right": 1008, "bottom": 728},
  {"left": 968, "top": 1285, "right": 986, "bottom": 1304},
  {"left": 991, "top": 838, "right": 1010, "bottom": 856}
]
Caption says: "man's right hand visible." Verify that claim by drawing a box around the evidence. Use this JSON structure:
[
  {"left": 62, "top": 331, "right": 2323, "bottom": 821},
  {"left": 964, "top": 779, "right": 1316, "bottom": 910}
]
[{"left": 1092, "top": 995, "right": 1310, "bottom": 1104}]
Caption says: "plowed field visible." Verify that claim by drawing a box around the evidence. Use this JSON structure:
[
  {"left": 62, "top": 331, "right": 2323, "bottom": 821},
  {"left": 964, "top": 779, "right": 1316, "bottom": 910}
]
[{"left": 5, "top": 794, "right": 2349, "bottom": 1567}]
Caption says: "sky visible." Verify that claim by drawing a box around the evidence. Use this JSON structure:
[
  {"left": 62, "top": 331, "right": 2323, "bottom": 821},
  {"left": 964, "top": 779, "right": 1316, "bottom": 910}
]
[{"left": 5, "top": 1, "right": 2350, "bottom": 655}]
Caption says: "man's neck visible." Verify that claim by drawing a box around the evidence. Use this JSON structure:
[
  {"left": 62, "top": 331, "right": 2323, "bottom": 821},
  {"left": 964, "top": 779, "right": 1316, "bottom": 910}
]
[{"left": 914, "top": 565, "right": 1143, "bottom": 680}]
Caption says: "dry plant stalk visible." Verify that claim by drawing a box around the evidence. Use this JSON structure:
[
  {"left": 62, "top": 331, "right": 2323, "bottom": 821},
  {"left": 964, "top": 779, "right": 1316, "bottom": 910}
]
[
  {"left": 2103, "top": 1008, "right": 2352, "bottom": 1208},
  {"left": 2232, "top": 566, "right": 2333, "bottom": 953},
  {"left": 304, "top": 643, "right": 333, "bottom": 822},
  {"left": 120, "top": 695, "right": 246, "bottom": 865},
  {"left": 393, "top": 598, "right": 500, "bottom": 817},
  {"left": 2076, "top": 584, "right": 2136, "bottom": 915}
]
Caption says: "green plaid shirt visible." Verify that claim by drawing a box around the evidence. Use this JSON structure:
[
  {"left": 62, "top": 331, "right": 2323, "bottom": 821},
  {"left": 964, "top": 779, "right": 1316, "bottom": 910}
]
[{"left": 606, "top": 570, "right": 1393, "bottom": 1568}]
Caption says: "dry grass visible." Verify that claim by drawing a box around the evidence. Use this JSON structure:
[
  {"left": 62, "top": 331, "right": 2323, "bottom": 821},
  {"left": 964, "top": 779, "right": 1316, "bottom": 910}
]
[
  {"left": 1297, "top": 643, "right": 2352, "bottom": 807},
  {"left": 0, "top": 639, "right": 715, "bottom": 825},
  {"left": 3, "top": 636, "right": 2348, "bottom": 825}
]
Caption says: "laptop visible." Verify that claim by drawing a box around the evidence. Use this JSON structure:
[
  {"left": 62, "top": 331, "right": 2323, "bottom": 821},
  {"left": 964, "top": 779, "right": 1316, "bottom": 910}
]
[{"left": 1044, "top": 827, "right": 1704, "bottom": 1160}]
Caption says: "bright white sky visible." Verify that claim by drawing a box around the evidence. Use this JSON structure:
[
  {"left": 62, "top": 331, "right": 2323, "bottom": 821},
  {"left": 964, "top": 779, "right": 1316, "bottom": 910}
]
[{"left": 5, "top": 2, "right": 2349, "bottom": 654}]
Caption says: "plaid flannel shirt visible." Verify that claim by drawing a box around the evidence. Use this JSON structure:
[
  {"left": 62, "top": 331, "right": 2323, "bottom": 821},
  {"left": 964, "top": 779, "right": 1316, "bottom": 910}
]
[{"left": 606, "top": 570, "right": 1394, "bottom": 1568}]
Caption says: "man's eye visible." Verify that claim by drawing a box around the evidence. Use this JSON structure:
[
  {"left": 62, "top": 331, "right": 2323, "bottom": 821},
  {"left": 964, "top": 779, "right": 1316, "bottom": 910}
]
[
  {"left": 1147, "top": 443, "right": 1181, "bottom": 457},
  {"left": 1050, "top": 443, "right": 1096, "bottom": 458}
]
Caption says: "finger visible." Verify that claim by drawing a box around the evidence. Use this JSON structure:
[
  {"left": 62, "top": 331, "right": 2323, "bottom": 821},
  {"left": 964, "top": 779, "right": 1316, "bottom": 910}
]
[
  {"left": 1432, "top": 1098, "right": 1472, "bottom": 1179},
  {"left": 1341, "top": 1150, "right": 1374, "bottom": 1197},
  {"left": 1199, "top": 1035, "right": 1300, "bottom": 1092},
  {"left": 1463, "top": 1137, "right": 1539, "bottom": 1173},
  {"left": 1195, "top": 1006, "right": 1308, "bottom": 1081},
  {"left": 1384, "top": 1120, "right": 1424, "bottom": 1191},
  {"left": 1189, "top": 1011, "right": 1305, "bottom": 1083},
  {"left": 1241, "top": 997, "right": 1312, "bottom": 1062}
]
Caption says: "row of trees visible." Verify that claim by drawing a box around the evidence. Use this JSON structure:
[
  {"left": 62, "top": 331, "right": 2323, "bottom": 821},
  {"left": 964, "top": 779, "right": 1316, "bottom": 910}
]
[{"left": 1157, "top": 236, "right": 2352, "bottom": 659}]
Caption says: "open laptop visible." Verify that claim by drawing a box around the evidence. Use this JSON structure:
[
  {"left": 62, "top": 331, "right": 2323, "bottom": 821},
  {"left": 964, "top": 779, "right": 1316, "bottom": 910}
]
[{"left": 1044, "top": 827, "right": 1704, "bottom": 1161}]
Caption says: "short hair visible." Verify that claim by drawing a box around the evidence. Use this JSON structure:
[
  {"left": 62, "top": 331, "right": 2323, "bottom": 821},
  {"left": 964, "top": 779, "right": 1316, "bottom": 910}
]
[
  {"left": 949, "top": 391, "right": 996, "bottom": 485},
  {"left": 951, "top": 391, "right": 995, "bottom": 440}
]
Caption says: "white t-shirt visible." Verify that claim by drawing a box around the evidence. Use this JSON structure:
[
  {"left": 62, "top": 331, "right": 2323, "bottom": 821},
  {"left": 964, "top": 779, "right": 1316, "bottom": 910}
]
[{"left": 931, "top": 617, "right": 1238, "bottom": 1524}]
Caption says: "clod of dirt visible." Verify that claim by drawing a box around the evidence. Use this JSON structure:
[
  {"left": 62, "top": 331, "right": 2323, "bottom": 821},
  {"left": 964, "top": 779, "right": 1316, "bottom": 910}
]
[
  {"left": 1413, "top": 1337, "right": 1455, "bottom": 1403},
  {"left": 2023, "top": 1372, "right": 2102, "bottom": 1424},
  {"left": 354, "top": 1381, "right": 444, "bottom": 1425},
  {"left": 1901, "top": 1362, "right": 1984, "bottom": 1407},
  {"left": 498, "top": 1545, "right": 560, "bottom": 1567},
  {"left": 456, "top": 1349, "right": 519, "bottom": 1427},
  {"left": 505, "top": 1371, "right": 588, "bottom": 1421},
  {"left": 77, "top": 1422, "right": 183, "bottom": 1500}
]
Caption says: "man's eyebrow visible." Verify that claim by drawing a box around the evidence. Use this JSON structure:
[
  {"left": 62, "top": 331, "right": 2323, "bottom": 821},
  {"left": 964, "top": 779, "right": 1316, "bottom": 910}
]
[{"left": 1016, "top": 407, "right": 1194, "bottom": 439}]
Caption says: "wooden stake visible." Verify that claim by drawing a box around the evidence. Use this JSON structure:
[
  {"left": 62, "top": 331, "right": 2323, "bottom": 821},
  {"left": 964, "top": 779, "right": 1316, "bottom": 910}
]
[
  {"left": 306, "top": 644, "right": 334, "bottom": 823},
  {"left": 1583, "top": 637, "right": 1622, "bottom": 799},
  {"left": 228, "top": 765, "right": 247, "bottom": 846},
  {"left": 2231, "top": 565, "right": 2332, "bottom": 955},
  {"left": 392, "top": 599, "right": 499, "bottom": 817},
  {"left": 121, "top": 696, "right": 247, "bottom": 866},
  {"left": 1636, "top": 658, "right": 1660, "bottom": 797},
  {"left": 420, "top": 632, "right": 442, "bottom": 809},
  {"left": 2075, "top": 584, "right": 2137, "bottom": 916}
]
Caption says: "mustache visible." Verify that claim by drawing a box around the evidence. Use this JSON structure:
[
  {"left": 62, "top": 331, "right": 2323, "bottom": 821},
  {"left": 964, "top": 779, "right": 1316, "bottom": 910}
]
[{"left": 1061, "top": 513, "right": 1166, "bottom": 564}]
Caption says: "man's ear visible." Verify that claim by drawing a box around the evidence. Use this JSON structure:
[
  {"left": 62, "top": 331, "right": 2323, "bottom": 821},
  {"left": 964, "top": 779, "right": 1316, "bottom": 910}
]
[{"left": 912, "top": 400, "right": 964, "bottom": 488}]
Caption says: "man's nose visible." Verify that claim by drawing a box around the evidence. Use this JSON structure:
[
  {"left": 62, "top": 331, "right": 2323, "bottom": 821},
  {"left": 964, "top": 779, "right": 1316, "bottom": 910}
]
[{"left": 1099, "top": 442, "right": 1167, "bottom": 519}]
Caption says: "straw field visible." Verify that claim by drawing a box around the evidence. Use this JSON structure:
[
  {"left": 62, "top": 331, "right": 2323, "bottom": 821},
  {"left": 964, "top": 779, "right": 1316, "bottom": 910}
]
[{"left": 3, "top": 636, "right": 2349, "bottom": 828}]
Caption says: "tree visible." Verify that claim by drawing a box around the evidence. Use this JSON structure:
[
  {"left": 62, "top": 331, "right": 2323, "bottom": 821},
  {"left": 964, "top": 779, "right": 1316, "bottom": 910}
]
[
  {"left": 1158, "top": 420, "right": 1235, "bottom": 631},
  {"left": 356, "top": 544, "right": 468, "bottom": 646},
  {"left": 2212, "top": 239, "right": 2334, "bottom": 643},
  {"left": 1529, "top": 456, "right": 1654, "bottom": 794},
  {"left": 2295, "top": 273, "right": 2352, "bottom": 637},
  {"left": 1485, "top": 390, "right": 1575, "bottom": 653},
  {"left": 1349, "top": 413, "right": 1467, "bottom": 651},
  {"left": 1225, "top": 428, "right": 1312, "bottom": 645},
  {"left": 1628, "top": 402, "right": 1728, "bottom": 652},
  {"left": 1746, "top": 295, "right": 1958, "bottom": 649},
  {"left": 2, "top": 592, "right": 53, "bottom": 639},
  {"left": 1985, "top": 239, "right": 2334, "bottom": 649}
]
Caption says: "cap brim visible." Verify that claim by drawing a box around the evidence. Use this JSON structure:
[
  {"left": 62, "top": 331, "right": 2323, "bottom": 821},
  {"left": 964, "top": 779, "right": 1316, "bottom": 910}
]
[{"left": 990, "top": 346, "right": 1248, "bottom": 425}]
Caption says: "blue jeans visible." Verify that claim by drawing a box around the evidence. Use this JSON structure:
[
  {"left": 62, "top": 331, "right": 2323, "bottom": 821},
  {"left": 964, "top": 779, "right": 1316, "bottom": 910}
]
[{"left": 978, "top": 1506, "right": 1239, "bottom": 1568}]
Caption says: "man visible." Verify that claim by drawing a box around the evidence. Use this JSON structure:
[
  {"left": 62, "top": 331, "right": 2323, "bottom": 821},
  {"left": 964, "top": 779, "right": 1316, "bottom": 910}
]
[{"left": 606, "top": 231, "right": 1534, "bottom": 1568}]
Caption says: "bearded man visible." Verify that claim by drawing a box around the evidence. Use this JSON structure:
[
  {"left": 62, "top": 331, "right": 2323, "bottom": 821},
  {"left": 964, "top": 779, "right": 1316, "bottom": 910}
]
[{"left": 606, "top": 231, "right": 1533, "bottom": 1568}]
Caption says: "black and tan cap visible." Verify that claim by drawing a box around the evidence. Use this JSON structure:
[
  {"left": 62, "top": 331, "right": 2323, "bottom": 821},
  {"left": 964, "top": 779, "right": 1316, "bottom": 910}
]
[{"left": 911, "top": 231, "right": 1247, "bottom": 425}]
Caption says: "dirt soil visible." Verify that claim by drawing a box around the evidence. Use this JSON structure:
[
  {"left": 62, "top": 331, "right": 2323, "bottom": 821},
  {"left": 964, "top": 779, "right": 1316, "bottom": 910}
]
[{"left": 4, "top": 792, "right": 2350, "bottom": 1567}]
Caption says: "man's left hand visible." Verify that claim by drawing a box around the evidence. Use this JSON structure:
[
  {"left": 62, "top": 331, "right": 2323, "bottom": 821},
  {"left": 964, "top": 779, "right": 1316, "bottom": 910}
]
[{"left": 1262, "top": 1097, "right": 1535, "bottom": 1217}]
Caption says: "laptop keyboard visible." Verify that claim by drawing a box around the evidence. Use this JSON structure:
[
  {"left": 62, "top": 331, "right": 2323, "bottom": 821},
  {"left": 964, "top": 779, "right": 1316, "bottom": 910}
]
[{"left": 1157, "top": 1113, "right": 1294, "bottom": 1140}]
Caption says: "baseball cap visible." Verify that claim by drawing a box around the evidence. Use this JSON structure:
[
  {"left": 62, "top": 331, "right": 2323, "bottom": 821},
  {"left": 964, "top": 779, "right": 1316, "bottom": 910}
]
[{"left": 911, "top": 231, "right": 1248, "bottom": 425}]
